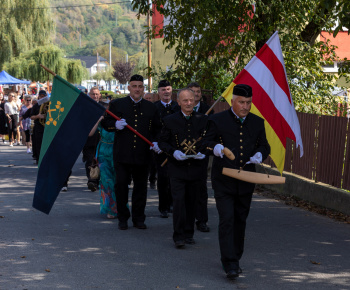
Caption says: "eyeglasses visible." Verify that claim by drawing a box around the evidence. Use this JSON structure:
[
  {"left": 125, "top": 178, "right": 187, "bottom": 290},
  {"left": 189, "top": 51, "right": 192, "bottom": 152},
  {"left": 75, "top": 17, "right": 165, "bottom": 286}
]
[{"left": 26, "top": 100, "right": 31, "bottom": 102}]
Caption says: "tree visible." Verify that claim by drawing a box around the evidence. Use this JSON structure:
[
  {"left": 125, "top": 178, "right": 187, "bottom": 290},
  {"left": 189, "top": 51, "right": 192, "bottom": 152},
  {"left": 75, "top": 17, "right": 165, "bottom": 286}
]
[
  {"left": 0, "top": 0, "right": 55, "bottom": 70},
  {"left": 3, "top": 45, "right": 87, "bottom": 83},
  {"left": 93, "top": 45, "right": 126, "bottom": 65},
  {"left": 113, "top": 61, "right": 135, "bottom": 92},
  {"left": 132, "top": 0, "right": 350, "bottom": 115},
  {"left": 101, "top": 67, "right": 116, "bottom": 91}
]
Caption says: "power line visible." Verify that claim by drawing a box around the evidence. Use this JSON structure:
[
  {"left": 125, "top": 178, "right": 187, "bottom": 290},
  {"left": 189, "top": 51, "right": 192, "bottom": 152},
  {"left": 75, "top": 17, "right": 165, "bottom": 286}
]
[{"left": 0, "top": 1, "right": 131, "bottom": 10}]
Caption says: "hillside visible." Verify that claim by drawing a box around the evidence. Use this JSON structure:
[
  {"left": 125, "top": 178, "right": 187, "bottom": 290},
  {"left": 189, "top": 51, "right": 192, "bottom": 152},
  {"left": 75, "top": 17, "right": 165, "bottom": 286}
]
[{"left": 49, "top": 0, "right": 147, "bottom": 63}]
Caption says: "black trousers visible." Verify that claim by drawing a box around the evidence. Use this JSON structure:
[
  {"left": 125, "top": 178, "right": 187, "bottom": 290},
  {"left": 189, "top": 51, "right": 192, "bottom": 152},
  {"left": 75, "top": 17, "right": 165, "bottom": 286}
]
[
  {"left": 32, "top": 127, "right": 44, "bottom": 162},
  {"left": 82, "top": 146, "right": 98, "bottom": 184},
  {"left": 24, "top": 130, "right": 30, "bottom": 143},
  {"left": 115, "top": 162, "right": 149, "bottom": 224},
  {"left": 195, "top": 177, "right": 208, "bottom": 224},
  {"left": 215, "top": 190, "right": 253, "bottom": 273},
  {"left": 170, "top": 177, "right": 200, "bottom": 242},
  {"left": 155, "top": 154, "right": 172, "bottom": 213},
  {"left": 148, "top": 152, "right": 157, "bottom": 184},
  {"left": 195, "top": 157, "right": 209, "bottom": 224},
  {"left": 8, "top": 114, "right": 18, "bottom": 142}
]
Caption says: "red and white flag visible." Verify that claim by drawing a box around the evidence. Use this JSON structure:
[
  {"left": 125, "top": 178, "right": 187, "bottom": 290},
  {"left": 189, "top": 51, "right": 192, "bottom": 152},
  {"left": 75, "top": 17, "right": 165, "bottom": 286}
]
[{"left": 222, "top": 31, "right": 303, "bottom": 173}]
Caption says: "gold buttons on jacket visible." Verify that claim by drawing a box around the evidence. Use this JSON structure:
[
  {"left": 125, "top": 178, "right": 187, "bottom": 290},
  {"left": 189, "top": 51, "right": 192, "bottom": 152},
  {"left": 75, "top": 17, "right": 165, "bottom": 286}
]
[
  {"left": 240, "top": 139, "right": 243, "bottom": 142},
  {"left": 240, "top": 132, "right": 243, "bottom": 135}
]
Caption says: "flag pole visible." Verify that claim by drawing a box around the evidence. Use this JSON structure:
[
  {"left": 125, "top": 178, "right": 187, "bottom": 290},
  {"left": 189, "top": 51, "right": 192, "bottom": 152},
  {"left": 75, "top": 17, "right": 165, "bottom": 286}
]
[
  {"left": 40, "top": 64, "right": 154, "bottom": 147},
  {"left": 205, "top": 95, "right": 223, "bottom": 115}
]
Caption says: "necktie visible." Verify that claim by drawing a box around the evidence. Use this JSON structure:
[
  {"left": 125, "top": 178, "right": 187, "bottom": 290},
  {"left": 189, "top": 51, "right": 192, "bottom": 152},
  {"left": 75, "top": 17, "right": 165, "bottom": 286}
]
[
  {"left": 194, "top": 106, "right": 198, "bottom": 112},
  {"left": 185, "top": 116, "right": 190, "bottom": 120},
  {"left": 239, "top": 118, "right": 244, "bottom": 123}
]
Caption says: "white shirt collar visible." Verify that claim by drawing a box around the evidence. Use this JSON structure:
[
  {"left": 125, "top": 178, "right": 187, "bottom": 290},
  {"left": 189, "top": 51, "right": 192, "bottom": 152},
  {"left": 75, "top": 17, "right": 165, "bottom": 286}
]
[
  {"left": 161, "top": 100, "right": 172, "bottom": 107},
  {"left": 181, "top": 111, "right": 191, "bottom": 117},
  {"left": 193, "top": 102, "right": 200, "bottom": 112},
  {"left": 130, "top": 96, "right": 142, "bottom": 103},
  {"left": 231, "top": 108, "right": 246, "bottom": 120}
]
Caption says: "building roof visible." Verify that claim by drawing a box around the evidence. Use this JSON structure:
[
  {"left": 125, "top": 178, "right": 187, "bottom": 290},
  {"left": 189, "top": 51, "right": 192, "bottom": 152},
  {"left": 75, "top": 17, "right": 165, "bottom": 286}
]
[{"left": 66, "top": 55, "right": 108, "bottom": 68}]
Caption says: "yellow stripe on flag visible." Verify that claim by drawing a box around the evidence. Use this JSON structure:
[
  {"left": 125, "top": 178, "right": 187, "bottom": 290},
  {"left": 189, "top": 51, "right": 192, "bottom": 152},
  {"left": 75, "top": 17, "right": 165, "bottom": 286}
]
[
  {"left": 222, "top": 82, "right": 236, "bottom": 103},
  {"left": 251, "top": 104, "right": 285, "bottom": 174}
]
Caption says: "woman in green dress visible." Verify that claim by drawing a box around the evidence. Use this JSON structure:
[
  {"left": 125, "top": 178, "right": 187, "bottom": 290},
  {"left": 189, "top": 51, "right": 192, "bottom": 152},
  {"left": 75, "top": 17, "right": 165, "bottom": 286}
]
[{"left": 89, "top": 115, "right": 118, "bottom": 219}]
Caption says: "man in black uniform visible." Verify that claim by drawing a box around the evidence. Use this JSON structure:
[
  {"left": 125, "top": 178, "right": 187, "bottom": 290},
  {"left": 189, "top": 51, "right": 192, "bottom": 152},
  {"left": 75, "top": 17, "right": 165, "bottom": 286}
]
[
  {"left": 202, "top": 84, "right": 270, "bottom": 280},
  {"left": 82, "top": 87, "right": 101, "bottom": 192},
  {"left": 154, "top": 80, "right": 180, "bottom": 218},
  {"left": 103, "top": 74, "right": 162, "bottom": 230},
  {"left": 30, "top": 90, "right": 48, "bottom": 165},
  {"left": 158, "top": 88, "right": 208, "bottom": 248},
  {"left": 187, "top": 82, "right": 212, "bottom": 232}
]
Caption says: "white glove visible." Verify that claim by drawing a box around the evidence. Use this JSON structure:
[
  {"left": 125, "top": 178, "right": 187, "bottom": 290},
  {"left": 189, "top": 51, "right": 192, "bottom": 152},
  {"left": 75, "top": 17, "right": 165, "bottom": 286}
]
[
  {"left": 151, "top": 142, "right": 162, "bottom": 154},
  {"left": 194, "top": 152, "right": 206, "bottom": 160},
  {"left": 115, "top": 118, "right": 127, "bottom": 130},
  {"left": 213, "top": 144, "right": 224, "bottom": 158},
  {"left": 173, "top": 150, "right": 186, "bottom": 161},
  {"left": 246, "top": 152, "right": 262, "bottom": 164}
]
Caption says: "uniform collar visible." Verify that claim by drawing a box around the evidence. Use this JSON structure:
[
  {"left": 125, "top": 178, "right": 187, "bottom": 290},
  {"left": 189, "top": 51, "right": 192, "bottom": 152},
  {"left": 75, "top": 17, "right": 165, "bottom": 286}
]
[
  {"left": 129, "top": 96, "right": 142, "bottom": 103},
  {"left": 161, "top": 100, "right": 172, "bottom": 107}
]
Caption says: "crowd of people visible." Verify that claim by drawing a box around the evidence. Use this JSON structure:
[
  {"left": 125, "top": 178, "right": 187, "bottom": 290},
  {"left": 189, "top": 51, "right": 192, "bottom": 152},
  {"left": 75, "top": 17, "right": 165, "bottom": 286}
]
[
  {"left": 0, "top": 91, "right": 38, "bottom": 154},
  {"left": 81, "top": 75, "right": 270, "bottom": 280},
  {"left": 1, "top": 77, "right": 271, "bottom": 281}
]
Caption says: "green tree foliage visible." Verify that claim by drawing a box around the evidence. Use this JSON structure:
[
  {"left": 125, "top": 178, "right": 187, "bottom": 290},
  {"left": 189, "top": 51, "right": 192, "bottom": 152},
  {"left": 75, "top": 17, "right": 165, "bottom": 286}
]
[
  {"left": 51, "top": 0, "right": 147, "bottom": 57},
  {"left": 93, "top": 45, "right": 127, "bottom": 66},
  {"left": 133, "top": 0, "right": 350, "bottom": 115},
  {"left": 0, "top": 0, "right": 55, "bottom": 70},
  {"left": 3, "top": 45, "right": 87, "bottom": 83}
]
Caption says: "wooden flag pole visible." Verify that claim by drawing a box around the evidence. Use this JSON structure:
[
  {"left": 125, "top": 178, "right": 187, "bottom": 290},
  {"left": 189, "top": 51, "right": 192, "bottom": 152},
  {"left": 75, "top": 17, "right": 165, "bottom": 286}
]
[
  {"left": 40, "top": 64, "right": 154, "bottom": 147},
  {"left": 205, "top": 95, "right": 222, "bottom": 116},
  {"left": 105, "top": 110, "right": 153, "bottom": 147}
]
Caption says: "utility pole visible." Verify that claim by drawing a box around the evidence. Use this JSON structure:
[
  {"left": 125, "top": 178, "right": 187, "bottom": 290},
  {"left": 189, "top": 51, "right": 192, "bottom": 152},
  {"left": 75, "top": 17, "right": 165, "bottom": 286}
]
[
  {"left": 109, "top": 40, "right": 112, "bottom": 68},
  {"left": 147, "top": 0, "right": 152, "bottom": 92},
  {"left": 79, "top": 33, "right": 81, "bottom": 48}
]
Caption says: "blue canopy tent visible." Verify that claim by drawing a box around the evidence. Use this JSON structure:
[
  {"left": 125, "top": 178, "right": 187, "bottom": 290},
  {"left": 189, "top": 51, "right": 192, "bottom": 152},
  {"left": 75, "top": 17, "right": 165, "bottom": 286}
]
[{"left": 0, "top": 70, "right": 30, "bottom": 85}]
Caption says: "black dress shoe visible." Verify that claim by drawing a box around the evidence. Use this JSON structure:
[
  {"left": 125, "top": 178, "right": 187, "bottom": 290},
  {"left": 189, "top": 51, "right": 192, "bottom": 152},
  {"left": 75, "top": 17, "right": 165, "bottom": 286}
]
[
  {"left": 174, "top": 240, "right": 185, "bottom": 248},
  {"left": 160, "top": 211, "right": 169, "bottom": 218},
  {"left": 196, "top": 222, "right": 210, "bottom": 232},
  {"left": 226, "top": 269, "right": 239, "bottom": 280},
  {"left": 185, "top": 238, "right": 196, "bottom": 244},
  {"left": 133, "top": 222, "right": 147, "bottom": 229},
  {"left": 149, "top": 182, "right": 156, "bottom": 189},
  {"left": 238, "top": 267, "right": 242, "bottom": 274},
  {"left": 118, "top": 221, "right": 128, "bottom": 230}
]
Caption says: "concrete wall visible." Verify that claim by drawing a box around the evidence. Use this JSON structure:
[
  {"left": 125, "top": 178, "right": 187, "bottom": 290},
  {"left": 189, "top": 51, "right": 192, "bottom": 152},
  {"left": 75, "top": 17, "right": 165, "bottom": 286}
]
[{"left": 256, "top": 165, "right": 350, "bottom": 215}]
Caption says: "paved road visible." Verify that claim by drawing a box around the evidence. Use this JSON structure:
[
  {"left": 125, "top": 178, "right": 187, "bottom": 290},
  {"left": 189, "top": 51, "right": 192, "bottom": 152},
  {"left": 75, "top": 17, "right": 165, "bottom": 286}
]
[{"left": 0, "top": 143, "right": 349, "bottom": 289}]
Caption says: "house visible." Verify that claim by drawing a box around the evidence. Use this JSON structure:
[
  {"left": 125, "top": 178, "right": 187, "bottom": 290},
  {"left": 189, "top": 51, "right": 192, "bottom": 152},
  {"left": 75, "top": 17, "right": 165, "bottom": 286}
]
[{"left": 66, "top": 55, "right": 118, "bottom": 92}]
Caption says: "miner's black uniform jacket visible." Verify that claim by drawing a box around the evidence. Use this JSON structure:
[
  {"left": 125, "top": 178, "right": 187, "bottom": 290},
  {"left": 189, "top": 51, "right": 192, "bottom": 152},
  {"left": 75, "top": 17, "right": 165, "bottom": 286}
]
[
  {"left": 158, "top": 111, "right": 208, "bottom": 179},
  {"left": 202, "top": 109, "right": 270, "bottom": 194},
  {"left": 102, "top": 96, "right": 161, "bottom": 164},
  {"left": 154, "top": 100, "right": 181, "bottom": 122}
]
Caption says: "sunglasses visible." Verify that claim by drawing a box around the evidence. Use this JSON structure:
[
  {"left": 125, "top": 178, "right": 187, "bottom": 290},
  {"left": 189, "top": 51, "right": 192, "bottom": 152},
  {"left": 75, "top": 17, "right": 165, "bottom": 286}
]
[{"left": 26, "top": 100, "right": 31, "bottom": 102}]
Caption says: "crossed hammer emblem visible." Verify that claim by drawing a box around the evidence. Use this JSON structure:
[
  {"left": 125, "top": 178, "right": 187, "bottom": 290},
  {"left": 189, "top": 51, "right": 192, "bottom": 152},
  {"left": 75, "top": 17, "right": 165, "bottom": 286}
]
[{"left": 181, "top": 138, "right": 198, "bottom": 155}]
